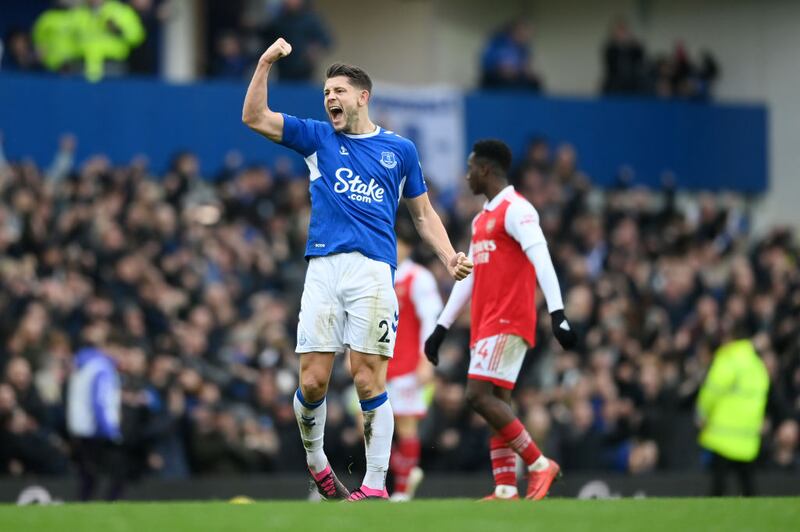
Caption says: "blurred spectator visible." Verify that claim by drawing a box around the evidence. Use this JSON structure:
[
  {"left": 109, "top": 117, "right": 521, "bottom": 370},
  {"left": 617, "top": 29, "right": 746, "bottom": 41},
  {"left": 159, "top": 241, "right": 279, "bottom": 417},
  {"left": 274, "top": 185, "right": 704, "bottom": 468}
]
[
  {"left": 513, "top": 136, "right": 551, "bottom": 183},
  {"left": 480, "top": 20, "right": 543, "bottom": 91},
  {"left": 600, "top": 17, "right": 720, "bottom": 100},
  {"left": 650, "top": 42, "right": 719, "bottom": 100},
  {"left": 697, "top": 331, "right": 769, "bottom": 496},
  {"left": 769, "top": 420, "right": 799, "bottom": 470},
  {"left": 1, "top": 29, "right": 41, "bottom": 73},
  {"left": 601, "top": 18, "right": 646, "bottom": 95},
  {"left": 212, "top": 32, "right": 250, "bottom": 80},
  {"left": 0, "top": 131, "right": 796, "bottom": 484},
  {"left": 67, "top": 340, "right": 126, "bottom": 500},
  {"left": 420, "top": 381, "right": 488, "bottom": 472},
  {"left": 552, "top": 144, "right": 590, "bottom": 191},
  {"left": 5, "top": 357, "right": 48, "bottom": 428},
  {"left": 47, "top": 133, "right": 78, "bottom": 183},
  {"left": 262, "top": 0, "right": 333, "bottom": 81},
  {"left": 0, "top": 382, "right": 69, "bottom": 476},
  {"left": 74, "top": 0, "right": 146, "bottom": 81},
  {"left": 127, "top": 0, "right": 170, "bottom": 76},
  {"left": 32, "top": 0, "right": 146, "bottom": 82},
  {"left": 204, "top": 0, "right": 248, "bottom": 77},
  {"left": 32, "top": 0, "right": 82, "bottom": 74}
]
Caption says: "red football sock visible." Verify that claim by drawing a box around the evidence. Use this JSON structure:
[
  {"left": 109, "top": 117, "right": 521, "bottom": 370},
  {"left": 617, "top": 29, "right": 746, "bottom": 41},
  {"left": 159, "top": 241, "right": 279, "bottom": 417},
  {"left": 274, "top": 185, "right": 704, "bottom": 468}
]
[
  {"left": 390, "top": 437, "right": 420, "bottom": 494},
  {"left": 490, "top": 435, "right": 517, "bottom": 487},
  {"left": 498, "top": 419, "right": 542, "bottom": 466}
]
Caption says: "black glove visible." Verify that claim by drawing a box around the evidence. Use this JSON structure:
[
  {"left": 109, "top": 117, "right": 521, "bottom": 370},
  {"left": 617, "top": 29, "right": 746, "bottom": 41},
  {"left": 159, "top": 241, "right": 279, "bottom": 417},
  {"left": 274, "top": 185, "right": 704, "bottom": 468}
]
[
  {"left": 550, "top": 309, "right": 577, "bottom": 350},
  {"left": 424, "top": 325, "right": 449, "bottom": 366}
]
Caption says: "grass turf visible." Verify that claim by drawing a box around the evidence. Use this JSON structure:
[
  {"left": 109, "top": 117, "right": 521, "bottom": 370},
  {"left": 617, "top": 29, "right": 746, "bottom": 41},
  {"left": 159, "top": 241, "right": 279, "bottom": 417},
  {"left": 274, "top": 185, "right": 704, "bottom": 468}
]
[{"left": 0, "top": 498, "right": 797, "bottom": 532}]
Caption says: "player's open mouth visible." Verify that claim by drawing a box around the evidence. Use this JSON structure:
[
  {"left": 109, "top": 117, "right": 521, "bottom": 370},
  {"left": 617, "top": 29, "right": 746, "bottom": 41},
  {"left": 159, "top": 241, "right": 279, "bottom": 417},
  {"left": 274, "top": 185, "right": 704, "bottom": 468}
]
[{"left": 329, "top": 106, "right": 343, "bottom": 120}]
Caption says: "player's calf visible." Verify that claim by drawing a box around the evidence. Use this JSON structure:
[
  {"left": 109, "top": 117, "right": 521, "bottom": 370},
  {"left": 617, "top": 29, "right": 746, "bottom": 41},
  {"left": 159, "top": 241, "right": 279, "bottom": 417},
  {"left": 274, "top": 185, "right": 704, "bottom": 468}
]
[{"left": 293, "top": 388, "right": 328, "bottom": 473}]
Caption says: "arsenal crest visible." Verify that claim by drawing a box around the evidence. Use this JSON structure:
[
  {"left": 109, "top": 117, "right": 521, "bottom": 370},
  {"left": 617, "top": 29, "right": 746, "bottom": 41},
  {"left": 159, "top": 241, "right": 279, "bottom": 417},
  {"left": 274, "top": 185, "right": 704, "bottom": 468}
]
[
  {"left": 486, "top": 218, "right": 496, "bottom": 233},
  {"left": 380, "top": 151, "right": 398, "bottom": 169}
]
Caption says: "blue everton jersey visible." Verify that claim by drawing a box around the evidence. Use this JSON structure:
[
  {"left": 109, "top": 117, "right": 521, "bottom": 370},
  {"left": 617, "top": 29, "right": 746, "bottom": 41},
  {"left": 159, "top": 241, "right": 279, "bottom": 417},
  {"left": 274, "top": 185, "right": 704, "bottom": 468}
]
[{"left": 280, "top": 114, "right": 427, "bottom": 268}]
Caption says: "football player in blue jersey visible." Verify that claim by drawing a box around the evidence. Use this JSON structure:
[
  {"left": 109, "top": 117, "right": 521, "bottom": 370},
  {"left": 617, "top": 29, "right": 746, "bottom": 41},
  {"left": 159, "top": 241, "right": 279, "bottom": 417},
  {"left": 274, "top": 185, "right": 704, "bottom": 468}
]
[{"left": 243, "top": 38, "right": 473, "bottom": 501}]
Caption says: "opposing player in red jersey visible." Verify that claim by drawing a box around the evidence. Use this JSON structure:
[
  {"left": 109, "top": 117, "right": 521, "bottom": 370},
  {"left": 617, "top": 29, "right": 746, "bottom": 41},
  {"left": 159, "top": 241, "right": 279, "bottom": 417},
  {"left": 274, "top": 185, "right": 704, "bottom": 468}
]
[
  {"left": 387, "top": 223, "right": 443, "bottom": 501},
  {"left": 424, "top": 139, "right": 577, "bottom": 501}
]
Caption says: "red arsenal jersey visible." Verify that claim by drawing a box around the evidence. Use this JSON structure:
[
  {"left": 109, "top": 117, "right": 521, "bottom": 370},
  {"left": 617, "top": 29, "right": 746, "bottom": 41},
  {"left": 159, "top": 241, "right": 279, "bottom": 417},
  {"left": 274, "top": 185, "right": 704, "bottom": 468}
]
[
  {"left": 388, "top": 260, "right": 442, "bottom": 379},
  {"left": 470, "top": 190, "right": 539, "bottom": 347}
]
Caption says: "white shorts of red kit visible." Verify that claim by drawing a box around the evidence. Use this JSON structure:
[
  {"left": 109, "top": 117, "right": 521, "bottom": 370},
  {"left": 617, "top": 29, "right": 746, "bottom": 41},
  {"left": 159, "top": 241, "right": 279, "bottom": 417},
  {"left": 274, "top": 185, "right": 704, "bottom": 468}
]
[
  {"left": 468, "top": 334, "right": 528, "bottom": 389},
  {"left": 386, "top": 373, "right": 427, "bottom": 417}
]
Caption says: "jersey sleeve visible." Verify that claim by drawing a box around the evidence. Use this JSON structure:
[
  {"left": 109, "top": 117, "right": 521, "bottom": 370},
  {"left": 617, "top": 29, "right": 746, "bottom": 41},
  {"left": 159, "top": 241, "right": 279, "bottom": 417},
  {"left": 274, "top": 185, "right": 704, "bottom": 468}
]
[
  {"left": 411, "top": 268, "right": 444, "bottom": 345},
  {"left": 401, "top": 141, "right": 428, "bottom": 199},
  {"left": 436, "top": 243, "right": 474, "bottom": 328},
  {"left": 279, "top": 114, "right": 331, "bottom": 157},
  {"left": 525, "top": 244, "right": 564, "bottom": 313},
  {"left": 505, "top": 199, "right": 546, "bottom": 251}
]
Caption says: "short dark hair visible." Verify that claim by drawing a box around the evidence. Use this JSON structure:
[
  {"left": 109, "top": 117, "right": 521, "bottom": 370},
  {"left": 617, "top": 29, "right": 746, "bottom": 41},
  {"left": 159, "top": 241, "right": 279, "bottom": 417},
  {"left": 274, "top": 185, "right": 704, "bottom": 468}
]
[
  {"left": 326, "top": 63, "right": 372, "bottom": 93},
  {"left": 473, "top": 139, "right": 513, "bottom": 174}
]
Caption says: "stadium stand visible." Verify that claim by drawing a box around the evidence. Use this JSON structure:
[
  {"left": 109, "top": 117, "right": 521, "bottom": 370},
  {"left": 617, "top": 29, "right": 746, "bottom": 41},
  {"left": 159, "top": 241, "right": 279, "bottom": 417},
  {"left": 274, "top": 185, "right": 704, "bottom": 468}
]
[{"left": 0, "top": 134, "right": 796, "bottom": 485}]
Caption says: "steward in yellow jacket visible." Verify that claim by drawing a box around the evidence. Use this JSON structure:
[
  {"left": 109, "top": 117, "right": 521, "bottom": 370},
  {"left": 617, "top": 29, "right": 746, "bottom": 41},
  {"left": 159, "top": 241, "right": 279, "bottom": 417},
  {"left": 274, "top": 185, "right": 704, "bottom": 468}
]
[{"left": 697, "top": 338, "right": 769, "bottom": 495}]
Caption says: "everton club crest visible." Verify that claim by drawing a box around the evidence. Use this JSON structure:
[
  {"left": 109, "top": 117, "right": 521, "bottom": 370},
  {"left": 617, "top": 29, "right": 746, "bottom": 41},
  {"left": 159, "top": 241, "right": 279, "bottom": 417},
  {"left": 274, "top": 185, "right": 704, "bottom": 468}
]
[{"left": 380, "top": 151, "right": 398, "bottom": 169}]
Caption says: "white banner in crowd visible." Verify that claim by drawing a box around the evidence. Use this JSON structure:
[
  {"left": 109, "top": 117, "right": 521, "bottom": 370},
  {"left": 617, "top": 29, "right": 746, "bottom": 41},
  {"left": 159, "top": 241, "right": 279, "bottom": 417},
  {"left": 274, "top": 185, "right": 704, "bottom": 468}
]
[{"left": 371, "top": 83, "right": 465, "bottom": 191}]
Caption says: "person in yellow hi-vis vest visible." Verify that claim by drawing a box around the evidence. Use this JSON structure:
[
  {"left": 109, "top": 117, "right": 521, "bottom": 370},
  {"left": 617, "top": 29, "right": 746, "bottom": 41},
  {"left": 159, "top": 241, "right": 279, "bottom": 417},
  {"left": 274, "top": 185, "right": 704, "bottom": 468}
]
[
  {"left": 697, "top": 332, "right": 769, "bottom": 496},
  {"left": 32, "top": 2, "right": 82, "bottom": 72},
  {"left": 73, "top": 0, "right": 145, "bottom": 82}
]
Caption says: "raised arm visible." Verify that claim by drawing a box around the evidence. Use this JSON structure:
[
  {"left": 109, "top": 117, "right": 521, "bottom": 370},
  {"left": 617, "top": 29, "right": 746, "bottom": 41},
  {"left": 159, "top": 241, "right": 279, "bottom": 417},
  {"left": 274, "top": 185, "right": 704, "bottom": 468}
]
[
  {"left": 242, "top": 38, "right": 293, "bottom": 142},
  {"left": 405, "top": 192, "right": 473, "bottom": 281}
]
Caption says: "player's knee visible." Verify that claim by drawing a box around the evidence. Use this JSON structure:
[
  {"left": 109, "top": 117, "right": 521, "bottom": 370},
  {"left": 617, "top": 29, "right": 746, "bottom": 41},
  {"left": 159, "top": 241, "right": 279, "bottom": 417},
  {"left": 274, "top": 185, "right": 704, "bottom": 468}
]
[
  {"left": 351, "top": 366, "right": 379, "bottom": 398},
  {"left": 465, "top": 386, "right": 490, "bottom": 414},
  {"left": 299, "top": 372, "right": 328, "bottom": 402}
]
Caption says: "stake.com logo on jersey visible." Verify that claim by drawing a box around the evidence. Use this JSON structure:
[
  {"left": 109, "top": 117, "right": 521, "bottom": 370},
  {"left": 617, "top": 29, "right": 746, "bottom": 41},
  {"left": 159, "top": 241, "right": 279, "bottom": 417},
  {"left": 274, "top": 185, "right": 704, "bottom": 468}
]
[
  {"left": 472, "top": 239, "right": 496, "bottom": 264},
  {"left": 333, "top": 167, "right": 385, "bottom": 204}
]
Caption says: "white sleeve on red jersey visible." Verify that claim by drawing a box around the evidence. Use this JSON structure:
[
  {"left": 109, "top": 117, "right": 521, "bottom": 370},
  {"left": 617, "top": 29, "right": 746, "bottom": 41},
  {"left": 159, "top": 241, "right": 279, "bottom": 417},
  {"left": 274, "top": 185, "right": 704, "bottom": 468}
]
[
  {"left": 436, "top": 243, "right": 474, "bottom": 329},
  {"left": 525, "top": 244, "right": 564, "bottom": 313},
  {"left": 505, "top": 198, "right": 565, "bottom": 313},
  {"left": 411, "top": 266, "right": 444, "bottom": 348},
  {"left": 504, "top": 198, "right": 547, "bottom": 250}
]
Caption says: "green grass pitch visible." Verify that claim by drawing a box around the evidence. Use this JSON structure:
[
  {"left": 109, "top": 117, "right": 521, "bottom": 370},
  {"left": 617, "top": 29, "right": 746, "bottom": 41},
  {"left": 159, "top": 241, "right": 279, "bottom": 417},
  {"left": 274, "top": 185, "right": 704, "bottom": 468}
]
[{"left": 1, "top": 498, "right": 797, "bottom": 532}]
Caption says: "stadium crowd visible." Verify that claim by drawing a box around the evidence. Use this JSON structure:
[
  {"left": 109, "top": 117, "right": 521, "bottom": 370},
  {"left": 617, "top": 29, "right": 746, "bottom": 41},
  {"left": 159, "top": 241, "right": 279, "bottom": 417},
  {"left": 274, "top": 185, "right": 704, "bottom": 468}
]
[
  {"left": 0, "top": 0, "right": 332, "bottom": 83},
  {"left": 3, "top": 2, "right": 718, "bottom": 99},
  {"left": 599, "top": 18, "right": 719, "bottom": 100},
  {"left": 2, "top": 0, "right": 163, "bottom": 81},
  {"left": 0, "top": 132, "right": 797, "bottom": 486}
]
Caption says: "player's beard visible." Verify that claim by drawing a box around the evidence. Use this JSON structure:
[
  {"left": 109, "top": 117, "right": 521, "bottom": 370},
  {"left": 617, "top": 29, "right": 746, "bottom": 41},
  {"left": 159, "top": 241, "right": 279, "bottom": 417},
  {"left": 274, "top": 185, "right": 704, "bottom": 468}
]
[{"left": 342, "top": 109, "right": 358, "bottom": 133}]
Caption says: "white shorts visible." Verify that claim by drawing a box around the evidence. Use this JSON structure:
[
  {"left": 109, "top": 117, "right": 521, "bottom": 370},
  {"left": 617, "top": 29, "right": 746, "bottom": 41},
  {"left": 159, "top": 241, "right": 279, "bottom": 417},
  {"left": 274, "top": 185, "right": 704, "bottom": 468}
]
[
  {"left": 387, "top": 373, "right": 426, "bottom": 417},
  {"left": 468, "top": 334, "right": 528, "bottom": 390},
  {"left": 296, "top": 252, "right": 398, "bottom": 357}
]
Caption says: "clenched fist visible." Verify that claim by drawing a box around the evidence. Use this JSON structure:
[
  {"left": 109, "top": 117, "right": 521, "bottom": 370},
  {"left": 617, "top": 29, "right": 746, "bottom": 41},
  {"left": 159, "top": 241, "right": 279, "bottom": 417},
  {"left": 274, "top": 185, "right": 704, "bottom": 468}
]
[
  {"left": 259, "top": 38, "right": 292, "bottom": 65},
  {"left": 447, "top": 252, "right": 473, "bottom": 281}
]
